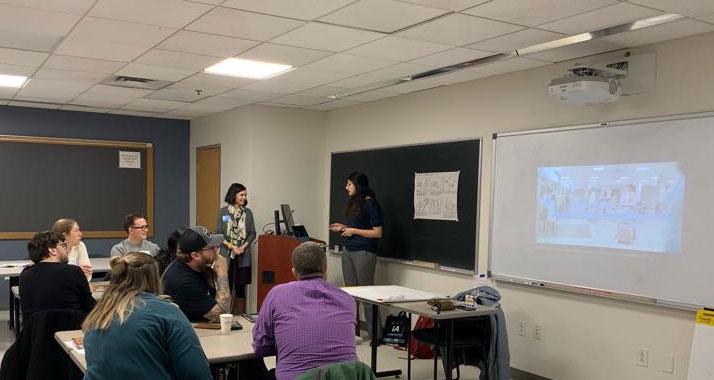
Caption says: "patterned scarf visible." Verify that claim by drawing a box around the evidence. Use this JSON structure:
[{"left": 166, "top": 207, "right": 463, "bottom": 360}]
[{"left": 226, "top": 204, "right": 246, "bottom": 247}]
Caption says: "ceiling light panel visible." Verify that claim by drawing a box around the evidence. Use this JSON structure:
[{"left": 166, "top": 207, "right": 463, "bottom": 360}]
[
  {"left": 204, "top": 58, "right": 293, "bottom": 79},
  {"left": 0, "top": 73, "right": 28, "bottom": 88}
]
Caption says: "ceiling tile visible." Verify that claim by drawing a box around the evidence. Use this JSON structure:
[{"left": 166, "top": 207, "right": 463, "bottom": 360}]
[
  {"left": 397, "top": 13, "right": 523, "bottom": 46},
  {"left": 115, "top": 63, "right": 196, "bottom": 82},
  {"left": 164, "top": 108, "right": 213, "bottom": 118},
  {"left": 42, "top": 55, "right": 125, "bottom": 74},
  {"left": 343, "top": 89, "right": 400, "bottom": 102},
  {"left": 466, "top": 28, "right": 564, "bottom": 53},
  {"left": 241, "top": 79, "right": 316, "bottom": 94},
  {"left": 525, "top": 39, "right": 622, "bottom": 62},
  {"left": 270, "top": 93, "right": 328, "bottom": 106},
  {"left": 601, "top": 18, "right": 714, "bottom": 47},
  {"left": 109, "top": 109, "right": 162, "bottom": 117},
  {"left": 303, "top": 54, "right": 397, "bottom": 76},
  {"left": 318, "top": 0, "right": 448, "bottom": 33},
  {"left": 0, "top": 48, "right": 48, "bottom": 67},
  {"left": 70, "top": 93, "right": 137, "bottom": 108},
  {"left": 56, "top": 17, "right": 176, "bottom": 61},
  {"left": 420, "top": 69, "right": 491, "bottom": 85},
  {"left": 158, "top": 31, "right": 259, "bottom": 58},
  {"left": 463, "top": 0, "right": 618, "bottom": 28},
  {"left": 0, "top": 86, "right": 19, "bottom": 99},
  {"left": 146, "top": 87, "right": 215, "bottom": 102},
  {"left": 293, "top": 85, "right": 348, "bottom": 97},
  {"left": 0, "top": 4, "right": 80, "bottom": 37},
  {"left": 0, "top": 63, "right": 36, "bottom": 76},
  {"left": 193, "top": 95, "right": 253, "bottom": 107},
  {"left": 158, "top": 114, "right": 191, "bottom": 120},
  {"left": 176, "top": 101, "right": 240, "bottom": 113},
  {"left": 270, "top": 22, "right": 385, "bottom": 52},
  {"left": 61, "top": 105, "right": 111, "bottom": 113},
  {"left": 539, "top": 3, "right": 663, "bottom": 35},
  {"left": 380, "top": 78, "right": 442, "bottom": 93},
  {"left": 629, "top": 0, "right": 714, "bottom": 17},
  {"left": 181, "top": 72, "right": 256, "bottom": 89},
  {"left": 164, "top": 81, "right": 232, "bottom": 96},
  {"left": 16, "top": 79, "right": 93, "bottom": 102},
  {"left": 186, "top": 7, "right": 305, "bottom": 41},
  {"left": 89, "top": 0, "right": 212, "bottom": 28},
  {"left": 237, "top": 43, "right": 332, "bottom": 67},
  {"left": 306, "top": 99, "right": 361, "bottom": 110},
  {"left": 0, "top": 0, "right": 96, "bottom": 15},
  {"left": 86, "top": 84, "right": 154, "bottom": 98},
  {"left": 396, "top": 0, "right": 490, "bottom": 11},
  {"left": 345, "top": 36, "right": 452, "bottom": 61},
  {"left": 0, "top": 29, "right": 63, "bottom": 52},
  {"left": 328, "top": 62, "right": 433, "bottom": 88},
  {"left": 8, "top": 100, "right": 62, "bottom": 109},
  {"left": 136, "top": 50, "right": 223, "bottom": 71},
  {"left": 258, "top": 102, "right": 303, "bottom": 108},
  {"left": 696, "top": 13, "right": 714, "bottom": 23},
  {"left": 222, "top": 0, "right": 355, "bottom": 20},
  {"left": 13, "top": 94, "right": 71, "bottom": 103},
  {"left": 32, "top": 68, "right": 106, "bottom": 84},
  {"left": 410, "top": 47, "right": 492, "bottom": 67},
  {"left": 124, "top": 98, "right": 189, "bottom": 112},
  {"left": 217, "top": 88, "right": 282, "bottom": 102},
  {"left": 273, "top": 67, "right": 351, "bottom": 86}
]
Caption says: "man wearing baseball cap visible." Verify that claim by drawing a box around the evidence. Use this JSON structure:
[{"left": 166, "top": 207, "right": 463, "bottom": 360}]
[{"left": 162, "top": 226, "right": 231, "bottom": 322}]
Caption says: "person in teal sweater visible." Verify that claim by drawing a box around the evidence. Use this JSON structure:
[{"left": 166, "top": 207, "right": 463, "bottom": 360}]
[{"left": 82, "top": 252, "right": 212, "bottom": 380}]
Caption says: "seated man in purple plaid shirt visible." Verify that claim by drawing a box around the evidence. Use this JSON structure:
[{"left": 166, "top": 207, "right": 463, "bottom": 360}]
[{"left": 253, "top": 242, "right": 358, "bottom": 380}]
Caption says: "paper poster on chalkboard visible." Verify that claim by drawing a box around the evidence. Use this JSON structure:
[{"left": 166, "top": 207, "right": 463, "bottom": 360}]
[
  {"left": 414, "top": 171, "right": 459, "bottom": 221},
  {"left": 119, "top": 151, "right": 141, "bottom": 169}
]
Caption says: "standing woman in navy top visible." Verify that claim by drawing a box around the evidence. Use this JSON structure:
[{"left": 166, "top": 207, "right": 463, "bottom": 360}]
[{"left": 329, "top": 171, "right": 383, "bottom": 340}]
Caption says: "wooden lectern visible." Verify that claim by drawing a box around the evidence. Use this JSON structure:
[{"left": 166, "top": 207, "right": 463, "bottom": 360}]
[{"left": 257, "top": 234, "right": 325, "bottom": 311}]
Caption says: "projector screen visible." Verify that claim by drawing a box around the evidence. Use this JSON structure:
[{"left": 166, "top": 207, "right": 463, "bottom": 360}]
[{"left": 490, "top": 113, "right": 714, "bottom": 308}]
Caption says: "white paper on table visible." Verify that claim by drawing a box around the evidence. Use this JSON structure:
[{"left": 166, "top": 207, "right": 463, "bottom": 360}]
[
  {"left": 414, "top": 171, "right": 459, "bottom": 221},
  {"left": 119, "top": 151, "right": 141, "bottom": 169}
]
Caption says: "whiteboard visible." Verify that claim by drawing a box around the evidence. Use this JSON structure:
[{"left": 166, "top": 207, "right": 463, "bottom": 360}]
[{"left": 490, "top": 113, "right": 714, "bottom": 309}]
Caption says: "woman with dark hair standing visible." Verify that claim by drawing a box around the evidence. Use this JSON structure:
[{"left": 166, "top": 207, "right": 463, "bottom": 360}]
[
  {"left": 215, "top": 183, "right": 256, "bottom": 314},
  {"left": 329, "top": 171, "right": 383, "bottom": 339}
]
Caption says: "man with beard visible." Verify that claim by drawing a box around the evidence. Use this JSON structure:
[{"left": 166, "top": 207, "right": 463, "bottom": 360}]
[
  {"left": 19, "top": 231, "right": 95, "bottom": 323},
  {"left": 161, "top": 226, "right": 230, "bottom": 322}
]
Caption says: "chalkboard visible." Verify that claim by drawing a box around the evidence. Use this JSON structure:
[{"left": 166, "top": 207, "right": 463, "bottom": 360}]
[
  {"left": 0, "top": 135, "right": 153, "bottom": 239},
  {"left": 329, "top": 140, "right": 480, "bottom": 271}
]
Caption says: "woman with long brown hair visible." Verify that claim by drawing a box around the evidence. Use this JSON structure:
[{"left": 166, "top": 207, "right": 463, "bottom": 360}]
[
  {"left": 52, "top": 218, "right": 92, "bottom": 281},
  {"left": 82, "top": 252, "right": 212, "bottom": 380}
]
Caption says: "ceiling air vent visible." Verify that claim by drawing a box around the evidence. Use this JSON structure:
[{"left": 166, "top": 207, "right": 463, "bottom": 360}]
[{"left": 99, "top": 75, "right": 172, "bottom": 90}]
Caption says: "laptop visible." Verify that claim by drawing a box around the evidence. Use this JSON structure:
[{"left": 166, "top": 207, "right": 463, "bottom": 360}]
[{"left": 292, "top": 225, "right": 310, "bottom": 242}]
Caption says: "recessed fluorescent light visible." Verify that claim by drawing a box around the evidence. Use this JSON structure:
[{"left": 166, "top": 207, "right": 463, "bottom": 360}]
[
  {"left": 0, "top": 74, "right": 29, "bottom": 88},
  {"left": 517, "top": 33, "right": 592, "bottom": 55},
  {"left": 631, "top": 14, "right": 684, "bottom": 30},
  {"left": 204, "top": 58, "right": 292, "bottom": 79}
]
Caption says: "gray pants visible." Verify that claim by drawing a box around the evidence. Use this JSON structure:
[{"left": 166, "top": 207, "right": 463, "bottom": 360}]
[{"left": 342, "top": 249, "right": 381, "bottom": 340}]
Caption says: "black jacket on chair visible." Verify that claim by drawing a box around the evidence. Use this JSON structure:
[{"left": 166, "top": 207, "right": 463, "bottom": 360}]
[{"left": 0, "top": 309, "right": 86, "bottom": 380}]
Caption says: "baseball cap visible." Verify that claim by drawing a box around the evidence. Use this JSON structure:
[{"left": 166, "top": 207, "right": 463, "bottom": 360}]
[{"left": 179, "top": 226, "right": 224, "bottom": 253}]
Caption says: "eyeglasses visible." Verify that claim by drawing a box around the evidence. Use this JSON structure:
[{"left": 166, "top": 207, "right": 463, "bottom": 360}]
[
  {"left": 130, "top": 225, "right": 148, "bottom": 230},
  {"left": 57, "top": 241, "right": 68, "bottom": 250}
]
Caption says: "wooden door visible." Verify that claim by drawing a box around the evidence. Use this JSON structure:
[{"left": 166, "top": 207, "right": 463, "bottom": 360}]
[{"left": 196, "top": 146, "right": 220, "bottom": 230}]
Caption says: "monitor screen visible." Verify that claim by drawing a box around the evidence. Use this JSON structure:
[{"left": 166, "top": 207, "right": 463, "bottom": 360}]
[{"left": 281, "top": 204, "right": 295, "bottom": 234}]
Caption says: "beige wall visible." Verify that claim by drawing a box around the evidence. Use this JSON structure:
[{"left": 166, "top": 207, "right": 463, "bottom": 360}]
[
  {"left": 190, "top": 104, "right": 326, "bottom": 311},
  {"left": 191, "top": 32, "right": 714, "bottom": 379}
]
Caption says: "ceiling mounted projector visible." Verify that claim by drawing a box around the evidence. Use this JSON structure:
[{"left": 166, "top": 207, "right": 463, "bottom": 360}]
[{"left": 548, "top": 63, "right": 627, "bottom": 106}]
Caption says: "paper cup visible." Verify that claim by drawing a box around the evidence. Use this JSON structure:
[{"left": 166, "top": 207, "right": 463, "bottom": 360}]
[{"left": 219, "top": 314, "right": 233, "bottom": 334}]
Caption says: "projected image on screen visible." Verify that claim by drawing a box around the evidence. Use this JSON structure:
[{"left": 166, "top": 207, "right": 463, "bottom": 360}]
[{"left": 536, "top": 162, "right": 684, "bottom": 253}]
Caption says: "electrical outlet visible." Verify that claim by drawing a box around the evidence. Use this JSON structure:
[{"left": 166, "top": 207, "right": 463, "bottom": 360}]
[
  {"left": 518, "top": 321, "right": 527, "bottom": 336},
  {"left": 659, "top": 353, "right": 674, "bottom": 374},
  {"left": 534, "top": 325, "right": 542, "bottom": 340},
  {"left": 637, "top": 349, "right": 649, "bottom": 367}
]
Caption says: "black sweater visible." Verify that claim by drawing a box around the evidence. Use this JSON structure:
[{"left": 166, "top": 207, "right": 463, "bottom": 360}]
[{"left": 18, "top": 262, "right": 95, "bottom": 322}]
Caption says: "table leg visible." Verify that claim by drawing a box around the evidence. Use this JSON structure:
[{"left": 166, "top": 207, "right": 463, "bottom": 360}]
[
  {"left": 407, "top": 312, "right": 412, "bottom": 380},
  {"left": 445, "top": 320, "right": 453, "bottom": 380},
  {"left": 433, "top": 320, "right": 438, "bottom": 380},
  {"left": 370, "top": 303, "right": 402, "bottom": 378}
]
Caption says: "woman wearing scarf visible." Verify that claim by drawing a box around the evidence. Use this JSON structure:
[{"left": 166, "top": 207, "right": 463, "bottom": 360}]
[{"left": 215, "top": 183, "right": 256, "bottom": 314}]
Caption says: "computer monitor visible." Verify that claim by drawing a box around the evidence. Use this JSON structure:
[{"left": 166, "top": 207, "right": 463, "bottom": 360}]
[{"left": 281, "top": 204, "right": 295, "bottom": 235}]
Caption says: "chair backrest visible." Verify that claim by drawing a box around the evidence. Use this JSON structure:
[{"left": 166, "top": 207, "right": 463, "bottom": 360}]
[
  {"left": 22, "top": 309, "right": 85, "bottom": 380},
  {"left": 294, "top": 360, "right": 376, "bottom": 380}
]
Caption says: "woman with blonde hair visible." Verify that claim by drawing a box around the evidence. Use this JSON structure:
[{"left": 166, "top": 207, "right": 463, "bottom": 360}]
[
  {"left": 52, "top": 218, "right": 92, "bottom": 281},
  {"left": 82, "top": 252, "right": 212, "bottom": 380}
]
